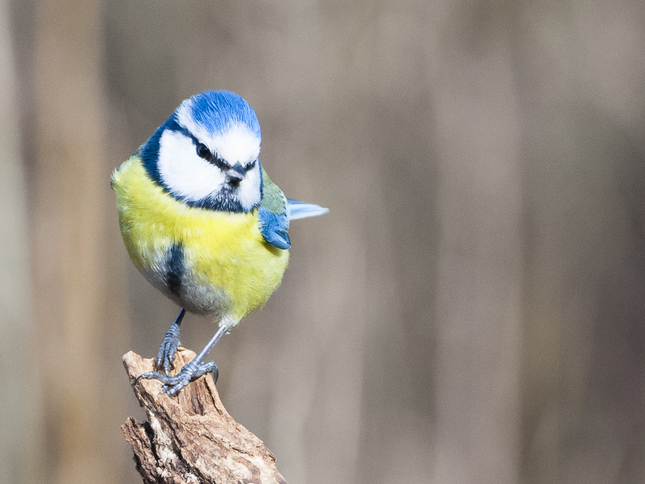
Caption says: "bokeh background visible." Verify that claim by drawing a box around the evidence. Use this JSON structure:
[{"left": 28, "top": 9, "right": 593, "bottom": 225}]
[{"left": 2, "top": 0, "right": 645, "bottom": 483}]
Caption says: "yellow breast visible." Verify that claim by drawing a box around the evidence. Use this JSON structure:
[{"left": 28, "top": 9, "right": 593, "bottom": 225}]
[{"left": 112, "top": 156, "right": 289, "bottom": 325}]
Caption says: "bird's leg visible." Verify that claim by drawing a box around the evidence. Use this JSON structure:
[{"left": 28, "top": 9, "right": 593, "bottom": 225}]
[
  {"left": 136, "top": 323, "right": 229, "bottom": 396},
  {"left": 156, "top": 308, "right": 186, "bottom": 375}
]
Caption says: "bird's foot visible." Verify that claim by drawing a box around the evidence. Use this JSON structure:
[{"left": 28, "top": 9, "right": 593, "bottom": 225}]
[
  {"left": 156, "top": 307, "right": 187, "bottom": 375},
  {"left": 135, "top": 359, "right": 219, "bottom": 396},
  {"left": 156, "top": 325, "right": 182, "bottom": 375}
]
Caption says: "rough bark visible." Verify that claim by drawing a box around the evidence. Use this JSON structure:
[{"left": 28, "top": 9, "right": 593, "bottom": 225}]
[{"left": 122, "top": 349, "right": 288, "bottom": 484}]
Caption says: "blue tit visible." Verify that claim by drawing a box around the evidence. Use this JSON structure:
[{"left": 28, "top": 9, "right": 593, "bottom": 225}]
[{"left": 112, "top": 90, "right": 328, "bottom": 395}]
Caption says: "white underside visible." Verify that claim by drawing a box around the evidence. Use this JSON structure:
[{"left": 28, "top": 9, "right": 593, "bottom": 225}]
[{"left": 140, "top": 255, "right": 230, "bottom": 319}]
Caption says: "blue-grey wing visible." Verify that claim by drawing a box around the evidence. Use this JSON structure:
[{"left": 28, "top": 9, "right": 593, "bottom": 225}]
[
  {"left": 259, "top": 168, "right": 291, "bottom": 249},
  {"left": 258, "top": 206, "right": 291, "bottom": 249}
]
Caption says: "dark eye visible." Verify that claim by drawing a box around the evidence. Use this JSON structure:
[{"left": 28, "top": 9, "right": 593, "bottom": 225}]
[
  {"left": 245, "top": 159, "right": 257, "bottom": 171},
  {"left": 196, "top": 143, "right": 211, "bottom": 159}
]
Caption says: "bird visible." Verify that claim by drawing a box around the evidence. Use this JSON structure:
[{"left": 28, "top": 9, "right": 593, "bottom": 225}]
[{"left": 112, "top": 90, "right": 328, "bottom": 396}]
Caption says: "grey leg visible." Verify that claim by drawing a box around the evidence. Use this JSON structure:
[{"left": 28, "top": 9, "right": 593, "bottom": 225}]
[{"left": 136, "top": 324, "right": 228, "bottom": 396}]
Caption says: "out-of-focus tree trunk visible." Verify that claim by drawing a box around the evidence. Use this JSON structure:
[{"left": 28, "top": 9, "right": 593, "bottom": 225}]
[
  {"left": 0, "top": 0, "right": 43, "bottom": 482},
  {"left": 32, "top": 0, "right": 127, "bottom": 482},
  {"left": 430, "top": 3, "right": 523, "bottom": 483},
  {"left": 511, "top": 2, "right": 645, "bottom": 482}
]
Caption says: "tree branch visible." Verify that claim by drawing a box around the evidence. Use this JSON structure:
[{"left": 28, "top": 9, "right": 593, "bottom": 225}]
[{"left": 122, "top": 349, "right": 288, "bottom": 484}]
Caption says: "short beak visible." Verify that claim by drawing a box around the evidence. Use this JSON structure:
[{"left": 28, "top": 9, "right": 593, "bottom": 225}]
[{"left": 226, "top": 163, "right": 245, "bottom": 184}]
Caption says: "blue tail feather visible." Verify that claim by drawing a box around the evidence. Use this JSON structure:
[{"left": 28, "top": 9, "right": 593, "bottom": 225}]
[{"left": 287, "top": 199, "right": 329, "bottom": 221}]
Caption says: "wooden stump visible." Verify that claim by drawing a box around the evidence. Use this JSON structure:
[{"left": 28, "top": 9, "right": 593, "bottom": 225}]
[{"left": 122, "top": 349, "right": 288, "bottom": 484}]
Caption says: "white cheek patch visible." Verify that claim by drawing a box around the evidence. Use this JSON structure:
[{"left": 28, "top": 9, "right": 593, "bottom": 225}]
[
  {"left": 156, "top": 129, "right": 262, "bottom": 211},
  {"left": 157, "top": 130, "right": 226, "bottom": 202},
  {"left": 237, "top": 164, "right": 262, "bottom": 211}
]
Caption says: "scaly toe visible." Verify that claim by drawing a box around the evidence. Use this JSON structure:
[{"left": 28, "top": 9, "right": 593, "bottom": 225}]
[{"left": 135, "top": 360, "right": 219, "bottom": 395}]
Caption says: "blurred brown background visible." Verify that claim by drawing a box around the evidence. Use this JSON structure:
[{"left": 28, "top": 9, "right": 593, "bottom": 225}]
[{"left": 2, "top": 0, "right": 645, "bottom": 483}]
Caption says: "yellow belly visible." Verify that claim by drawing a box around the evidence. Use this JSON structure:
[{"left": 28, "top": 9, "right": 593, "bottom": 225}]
[{"left": 112, "top": 156, "right": 289, "bottom": 325}]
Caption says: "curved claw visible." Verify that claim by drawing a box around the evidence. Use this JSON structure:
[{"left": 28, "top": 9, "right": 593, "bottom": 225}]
[
  {"left": 135, "top": 360, "right": 219, "bottom": 396},
  {"left": 134, "top": 370, "right": 166, "bottom": 386}
]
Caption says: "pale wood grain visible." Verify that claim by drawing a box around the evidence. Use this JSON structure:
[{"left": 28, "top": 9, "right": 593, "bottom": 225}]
[{"left": 122, "top": 349, "right": 288, "bottom": 484}]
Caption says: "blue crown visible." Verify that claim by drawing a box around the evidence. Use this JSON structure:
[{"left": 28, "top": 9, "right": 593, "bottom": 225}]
[{"left": 185, "top": 90, "right": 261, "bottom": 140}]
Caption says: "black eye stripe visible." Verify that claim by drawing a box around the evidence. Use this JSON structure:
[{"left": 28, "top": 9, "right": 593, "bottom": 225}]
[
  {"left": 176, "top": 126, "right": 255, "bottom": 172},
  {"left": 212, "top": 154, "right": 230, "bottom": 170},
  {"left": 190, "top": 139, "right": 229, "bottom": 170}
]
